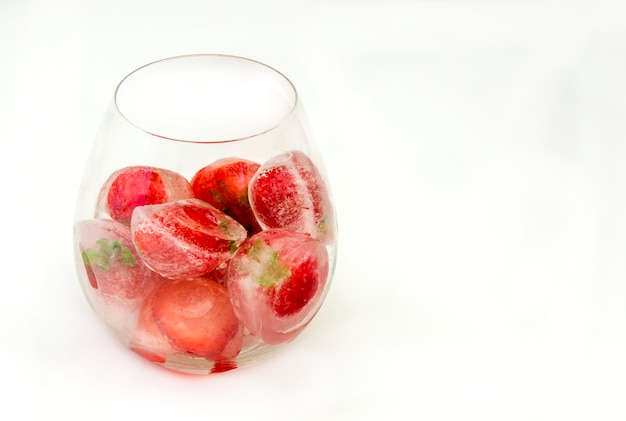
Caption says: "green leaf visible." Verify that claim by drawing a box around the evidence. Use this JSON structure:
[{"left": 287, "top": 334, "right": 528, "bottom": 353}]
[
  {"left": 81, "top": 250, "right": 91, "bottom": 265},
  {"left": 81, "top": 237, "right": 138, "bottom": 270},
  {"left": 248, "top": 242, "right": 291, "bottom": 288},
  {"left": 258, "top": 254, "right": 291, "bottom": 287},
  {"left": 82, "top": 248, "right": 109, "bottom": 271},
  {"left": 317, "top": 217, "right": 327, "bottom": 235},
  {"left": 110, "top": 240, "right": 123, "bottom": 253},
  {"left": 120, "top": 247, "right": 137, "bottom": 266},
  {"left": 247, "top": 239, "right": 263, "bottom": 258},
  {"left": 96, "top": 238, "right": 111, "bottom": 256}
]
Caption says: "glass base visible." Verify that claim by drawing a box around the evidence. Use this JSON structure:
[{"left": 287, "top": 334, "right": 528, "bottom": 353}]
[{"left": 160, "top": 342, "right": 282, "bottom": 375}]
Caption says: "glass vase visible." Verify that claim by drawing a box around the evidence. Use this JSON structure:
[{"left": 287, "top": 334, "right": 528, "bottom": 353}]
[{"left": 73, "top": 54, "right": 337, "bottom": 374}]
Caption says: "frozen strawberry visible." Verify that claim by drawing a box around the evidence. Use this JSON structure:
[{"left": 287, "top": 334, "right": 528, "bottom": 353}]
[
  {"left": 249, "top": 150, "right": 334, "bottom": 243},
  {"left": 96, "top": 166, "right": 194, "bottom": 225},
  {"left": 76, "top": 219, "right": 154, "bottom": 308},
  {"left": 131, "top": 198, "right": 247, "bottom": 279},
  {"left": 191, "top": 157, "right": 261, "bottom": 232},
  {"left": 151, "top": 278, "right": 243, "bottom": 359},
  {"left": 227, "top": 229, "right": 329, "bottom": 345}
]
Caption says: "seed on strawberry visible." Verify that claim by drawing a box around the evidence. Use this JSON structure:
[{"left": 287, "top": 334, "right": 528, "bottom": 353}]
[
  {"left": 97, "top": 166, "right": 194, "bottom": 225},
  {"left": 191, "top": 157, "right": 261, "bottom": 232},
  {"left": 249, "top": 150, "right": 335, "bottom": 244},
  {"left": 227, "top": 229, "right": 329, "bottom": 345},
  {"left": 130, "top": 198, "right": 247, "bottom": 279},
  {"left": 151, "top": 278, "right": 243, "bottom": 359}
]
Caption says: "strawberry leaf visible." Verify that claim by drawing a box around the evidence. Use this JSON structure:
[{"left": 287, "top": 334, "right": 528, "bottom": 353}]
[
  {"left": 82, "top": 248, "right": 109, "bottom": 270},
  {"left": 120, "top": 247, "right": 137, "bottom": 266},
  {"left": 247, "top": 241, "right": 291, "bottom": 288},
  {"left": 82, "top": 237, "right": 137, "bottom": 270}
]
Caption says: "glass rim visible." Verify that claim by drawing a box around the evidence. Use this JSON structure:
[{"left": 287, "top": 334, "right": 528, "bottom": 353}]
[{"left": 113, "top": 53, "right": 299, "bottom": 144}]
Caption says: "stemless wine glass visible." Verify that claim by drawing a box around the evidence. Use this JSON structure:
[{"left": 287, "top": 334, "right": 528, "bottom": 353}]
[{"left": 73, "top": 54, "right": 337, "bottom": 374}]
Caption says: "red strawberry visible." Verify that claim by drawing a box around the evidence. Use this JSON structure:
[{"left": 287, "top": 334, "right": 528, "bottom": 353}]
[
  {"left": 76, "top": 219, "right": 153, "bottom": 308},
  {"left": 130, "top": 198, "right": 247, "bottom": 279},
  {"left": 191, "top": 157, "right": 261, "bottom": 232},
  {"left": 249, "top": 150, "right": 334, "bottom": 244},
  {"left": 151, "top": 278, "right": 243, "bottom": 359},
  {"left": 227, "top": 229, "right": 329, "bottom": 345},
  {"left": 97, "top": 166, "right": 194, "bottom": 225}
]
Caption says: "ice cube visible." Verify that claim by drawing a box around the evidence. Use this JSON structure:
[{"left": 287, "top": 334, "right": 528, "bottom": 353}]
[
  {"left": 249, "top": 150, "right": 334, "bottom": 244},
  {"left": 76, "top": 218, "right": 155, "bottom": 309},
  {"left": 96, "top": 165, "right": 194, "bottom": 224},
  {"left": 227, "top": 229, "right": 329, "bottom": 345},
  {"left": 130, "top": 198, "right": 248, "bottom": 279}
]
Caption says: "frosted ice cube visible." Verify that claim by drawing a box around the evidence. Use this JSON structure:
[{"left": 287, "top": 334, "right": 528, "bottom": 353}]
[
  {"left": 76, "top": 218, "right": 155, "bottom": 308},
  {"left": 130, "top": 198, "right": 248, "bottom": 279},
  {"left": 249, "top": 150, "right": 334, "bottom": 244},
  {"left": 96, "top": 165, "right": 194, "bottom": 224},
  {"left": 227, "top": 229, "right": 329, "bottom": 345}
]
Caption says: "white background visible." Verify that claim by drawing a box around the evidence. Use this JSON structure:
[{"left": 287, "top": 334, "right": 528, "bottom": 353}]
[{"left": 2, "top": 0, "right": 626, "bottom": 419}]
